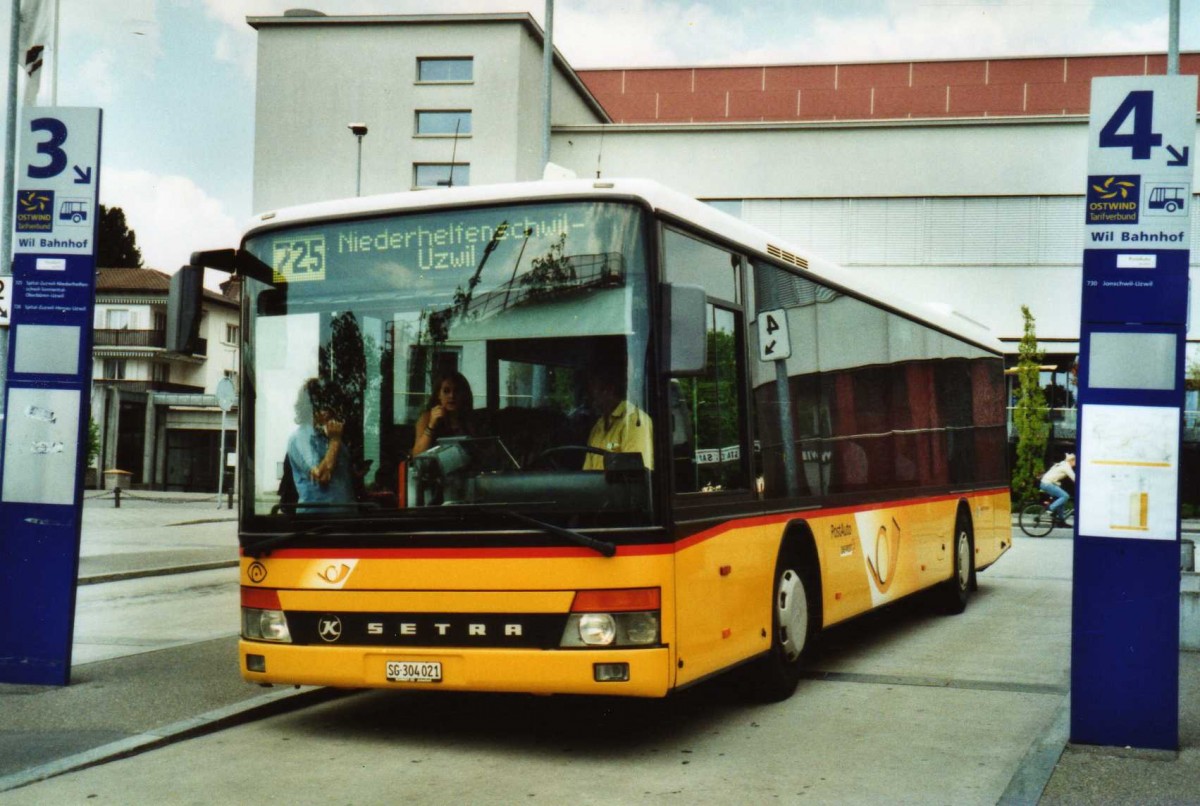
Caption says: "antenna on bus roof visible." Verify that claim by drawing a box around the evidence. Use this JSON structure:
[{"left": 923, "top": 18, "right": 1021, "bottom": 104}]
[
  {"left": 448, "top": 119, "right": 462, "bottom": 187},
  {"left": 438, "top": 119, "right": 462, "bottom": 188}
]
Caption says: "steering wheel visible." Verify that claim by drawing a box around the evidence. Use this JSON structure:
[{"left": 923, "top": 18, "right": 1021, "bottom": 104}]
[{"left": 528, "top": 445, "right": 608, "bottom": 470}]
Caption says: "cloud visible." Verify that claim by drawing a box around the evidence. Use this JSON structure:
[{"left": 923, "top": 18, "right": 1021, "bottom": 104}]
[
  {"left": 72, "top": 49, "right": 118, "bottom": 104},
  {"left": 193, "top": 0, "right": 1181, "bottom": 72},
  {"left": 785, "top": 0, "right": 1170, "bottom": 63},
  {"left": 101, "top": 169, "right": 241, "bottom": 281},
  {"left": 556, "top": 0, "right": 1175, "bottom": 66}
]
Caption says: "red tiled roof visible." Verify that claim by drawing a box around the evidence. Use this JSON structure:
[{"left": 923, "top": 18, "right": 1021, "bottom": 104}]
[
  {"left": 577, "top": 53, "right": 1200, "bottom": 124},
  {"left": 96, "top": 267, "right": 235, "bottom": 306},
  {"left": 96, "top": 267, "right": 171, "bottom": 292}
]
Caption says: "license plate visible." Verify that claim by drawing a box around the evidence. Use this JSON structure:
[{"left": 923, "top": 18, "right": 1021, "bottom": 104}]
[{"left": 386, "top": 661, "right": 442, "bottom": 683}]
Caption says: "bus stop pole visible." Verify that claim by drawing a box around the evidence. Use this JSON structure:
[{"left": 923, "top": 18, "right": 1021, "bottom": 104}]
[
  {"left": 215, "top": 407, "right": 225, "bottom": 508},
  {"left": 775, "top": 361, "right": 800, "bottom": 497}
]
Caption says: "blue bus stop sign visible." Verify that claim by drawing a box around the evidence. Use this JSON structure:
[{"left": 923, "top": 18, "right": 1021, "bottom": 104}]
[
  {"left": 1072, "top": 76, "right": 1194, "bottom": 751},
  {"left": 0, "top": 108, "right": 102, "bottom": 686}
]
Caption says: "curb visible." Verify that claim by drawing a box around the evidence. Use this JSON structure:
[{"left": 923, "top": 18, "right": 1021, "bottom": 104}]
[
  {"left": 998, "top": 695, "right": 1070, "bottom": 805},
  {"left": 78, "top": 560, "right": 240, "bottom": 586},
  {"left": 0, "top": 685, "right": 346, "bottom": 793}
]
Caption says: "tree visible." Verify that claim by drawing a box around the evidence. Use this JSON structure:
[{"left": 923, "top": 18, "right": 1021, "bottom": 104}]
[
  {"left": 96, "top": 205, "right": 144, "bottom": 267},
  {"left": 1011, "top": 305, "right": 1048, "bottom": 503},
  {"left": 86, "top": 415, "right": 100, "bottom": 467}
]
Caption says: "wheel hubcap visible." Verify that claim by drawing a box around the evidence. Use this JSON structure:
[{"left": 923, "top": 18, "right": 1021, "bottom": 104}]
[
  {"left": 776, "top": 568, "right": 808, "bottom": 662},
  {"left": 956, "top": 530, "right": 970, "bottom": 590}
]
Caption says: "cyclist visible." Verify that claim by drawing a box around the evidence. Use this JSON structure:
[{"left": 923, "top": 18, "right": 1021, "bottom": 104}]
[{"left": 1039, "top": 452, "right": 1076, "bottom": 526}]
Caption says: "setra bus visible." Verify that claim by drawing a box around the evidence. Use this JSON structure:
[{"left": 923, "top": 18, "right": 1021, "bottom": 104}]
[{"left": 178, "top": 177, "right": 1011, "bottom": 701}]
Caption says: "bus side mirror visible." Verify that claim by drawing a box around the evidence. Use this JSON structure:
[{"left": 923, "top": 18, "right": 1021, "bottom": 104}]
[
  {"left": 167, "top": 264, "right": 204, "bottom": 353},
  {"left": 663, "top": 283, "right": 707, "bottom": 376}
]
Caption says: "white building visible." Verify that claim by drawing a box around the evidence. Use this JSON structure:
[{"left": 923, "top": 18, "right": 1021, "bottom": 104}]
[{"left": 91, "top": 268, "right": 240, "bottom": 490}]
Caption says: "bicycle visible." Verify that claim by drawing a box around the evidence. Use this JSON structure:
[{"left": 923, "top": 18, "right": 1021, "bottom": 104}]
[{"left": 1018, "top": 496, "right": 1074, "bottom": 538}]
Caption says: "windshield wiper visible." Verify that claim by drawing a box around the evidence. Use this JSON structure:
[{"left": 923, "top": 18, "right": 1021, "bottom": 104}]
[
  {"left": 451, "top": 505, "right": 616, "bottom": 557},
  {"left": 244, "top": 524, "right": 337, "bottom": 559},
  {"left": 247, "top": 505, "right": 617, "bottom": 559}
]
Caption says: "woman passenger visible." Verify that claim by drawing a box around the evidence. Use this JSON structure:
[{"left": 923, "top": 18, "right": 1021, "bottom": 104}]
[{"left": 412, "top": 371, "right": 477, "bottom": 456}]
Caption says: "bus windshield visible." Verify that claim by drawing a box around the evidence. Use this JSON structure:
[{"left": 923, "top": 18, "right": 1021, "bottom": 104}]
[{"left": 241, "top": 200, "right": 653, "bottom": 531}]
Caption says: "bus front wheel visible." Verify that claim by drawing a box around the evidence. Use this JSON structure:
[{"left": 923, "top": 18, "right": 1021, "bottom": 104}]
[
  {"left": 936, "top": 512, "right": 974, "bottom": 615},
  {"left": 745, "top": 551, "right": 814, "bottom": 702}
]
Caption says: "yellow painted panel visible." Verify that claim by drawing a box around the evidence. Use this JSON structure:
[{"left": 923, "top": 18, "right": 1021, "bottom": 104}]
[
  {"left": 278, "top": 589, "right": 575, "bottom": 613},
  {"left": 673, "top": 521, "right": 778, "bottom": 686},
  {"left": 240, "top": 642, "right": 672, "bottom": 697},
  {"left": 241, "top": 554, "right": 675, "bottom": 592}
]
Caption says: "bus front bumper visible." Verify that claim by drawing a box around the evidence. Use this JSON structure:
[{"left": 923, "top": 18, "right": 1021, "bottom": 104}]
[{"left": 239, "top": 641, "right": 673, "bottom": 698}]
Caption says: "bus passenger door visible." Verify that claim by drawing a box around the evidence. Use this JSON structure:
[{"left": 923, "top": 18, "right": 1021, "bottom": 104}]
[{"left": 671, "top": 303, "right": 766, "bottom": 685}]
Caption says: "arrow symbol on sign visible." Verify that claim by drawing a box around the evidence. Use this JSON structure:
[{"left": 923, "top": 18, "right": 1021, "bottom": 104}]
[
  {"left": 73, "top": 166, "right": 92, "bottom": 184},
  {"left": 1167, "top": 145, "right": 1190, "bottom": 167},
  {"left": 764, "top": 340, "right": 776, "bottom": 356}
]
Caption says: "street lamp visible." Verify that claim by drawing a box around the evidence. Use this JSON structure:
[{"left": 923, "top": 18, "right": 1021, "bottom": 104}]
[{"left": 347, "top": 122, "right": 368, "bottom": 196}]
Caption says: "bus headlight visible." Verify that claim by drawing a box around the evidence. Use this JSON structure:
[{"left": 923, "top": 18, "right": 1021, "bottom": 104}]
[
  {"left": 559, "top": 588, "right": 662, "bottom": 648},
  {"left": 577, "top": 613, "right": 617, "bottom": 646},
  {"left": 622, "top": 611, "right": 659, "bottom": 645},
  {"left": 242, "top": 608, "right": 292, "bottom": 643},
  {"left": 561, "top": 612, "right": 660, "bottom": 647}
]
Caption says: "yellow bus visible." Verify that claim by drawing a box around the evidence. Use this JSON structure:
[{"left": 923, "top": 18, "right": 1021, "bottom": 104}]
[{"left": 183, "top": 178, "right": 1010, "bottom": 701}]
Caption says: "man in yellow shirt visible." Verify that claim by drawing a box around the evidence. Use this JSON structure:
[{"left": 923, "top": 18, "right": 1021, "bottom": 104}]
[{"left": 583, "top": 367, "right": 653, "bottom": 471}]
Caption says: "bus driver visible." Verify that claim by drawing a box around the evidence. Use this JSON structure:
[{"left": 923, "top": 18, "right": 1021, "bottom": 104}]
[{"left": 583, "top": 365, "right": 654, "bottom": 471}]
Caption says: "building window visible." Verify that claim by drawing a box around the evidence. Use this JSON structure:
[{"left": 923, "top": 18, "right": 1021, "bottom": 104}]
[
  {"left": 417, "top": 57, "right": 473, "bottom": 83},
  {"left": 152, "top": 362, "right": 169, "bottom": 383},
  {"left": 225, "top": 323, "right": 239, "bottom": 344},
  {"left": 106, "top": 309, "right": 130, "bottom": 330},
  {"left": 103, "top": 359, "right": 127, "bottom": 380},
  {"left": 414, "top": 163, "right": 470, "bottom": 189},
  {"left": 415, "top": 110, "right": 472, "bottom": 136}
]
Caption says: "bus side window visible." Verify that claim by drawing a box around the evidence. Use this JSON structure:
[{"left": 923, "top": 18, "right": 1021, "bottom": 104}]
[
  {"left": 674, "top": 305, "right": 748, "bottom": 494},
  {"left": 668, "top": 380, "right": 695, "bottom": 491}
]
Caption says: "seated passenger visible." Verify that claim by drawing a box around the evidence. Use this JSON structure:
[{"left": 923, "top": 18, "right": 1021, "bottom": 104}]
[
  {"left": 287, "top": 378, "right": 355, "bottom": 511},
  {"left": 412, "top": 371, "right": 478, "bottom": 457},
  {"left": 583, "top": 365, "right": 653, "bottom": 470}
]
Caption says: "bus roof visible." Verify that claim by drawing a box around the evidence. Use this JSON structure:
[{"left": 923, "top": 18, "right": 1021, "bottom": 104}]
[{"left": 244, "top": 178, "right": 1005, "bottom": 355}]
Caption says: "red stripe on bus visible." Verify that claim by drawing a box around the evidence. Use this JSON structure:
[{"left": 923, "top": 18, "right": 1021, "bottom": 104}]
[
  {"left": 674, "top": 488, "right": 1007, "bottom": 551},
  {"left": 241, "top": 488, "right": 1006, "bottom": 561}
]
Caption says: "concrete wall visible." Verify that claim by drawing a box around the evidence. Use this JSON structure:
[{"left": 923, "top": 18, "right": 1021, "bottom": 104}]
[
  {"left": 552, "top": 118, "right": 1093, "bottom": 198},
  {"left": 549, "top": 120, "right": 1200, "bottom": 344},
  {"left": 198, "top": 304, "right": 240, "bottom": 390}
]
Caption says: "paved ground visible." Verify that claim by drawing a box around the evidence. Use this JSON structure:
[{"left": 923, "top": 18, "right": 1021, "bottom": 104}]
[{"left": 0, "top": 492, "right": 1195, "bottom": 802}]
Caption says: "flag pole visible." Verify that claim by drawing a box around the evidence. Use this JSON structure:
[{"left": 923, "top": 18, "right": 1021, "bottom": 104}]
[
  {"left": 3, "top": 0, "right": 20, "bottom": 274},
  {"left": 1, "top": 0, "right": 20, "bottom": 433},
  {"left": 541, "top": 0, "right": 553, "bottom": 173},
  {"left": 48, "top": 0, "right": 56, "bottom": 103}
]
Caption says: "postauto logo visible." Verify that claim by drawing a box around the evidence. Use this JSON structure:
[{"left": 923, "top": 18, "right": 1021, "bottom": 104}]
[{"left": 1087, "top": 175, "right": 1140, "bottom": 225}]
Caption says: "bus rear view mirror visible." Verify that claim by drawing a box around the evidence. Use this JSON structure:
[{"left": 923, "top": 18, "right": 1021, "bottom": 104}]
[
  {"left": 663, "top": 283, "right": 706, "bottom": 376},
  {"left": 166, "top": 264, "right": 204, "bottom": 354}
]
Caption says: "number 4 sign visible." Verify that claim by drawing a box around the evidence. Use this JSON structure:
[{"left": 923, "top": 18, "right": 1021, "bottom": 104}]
[
  {"left": 1086, "top": 76, "right": 1196, "bottom": 247},
  {"left": 757, "top": 308, "right": 791, "bottom": 362},
  {"left": 1092, "top": 78, "right": 1195, "bottom": 171}
]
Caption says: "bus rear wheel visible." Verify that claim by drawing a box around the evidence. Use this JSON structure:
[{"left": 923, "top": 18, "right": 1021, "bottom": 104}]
[{"left": 745, "top": 551, "right": 814, "bottom": 702}]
